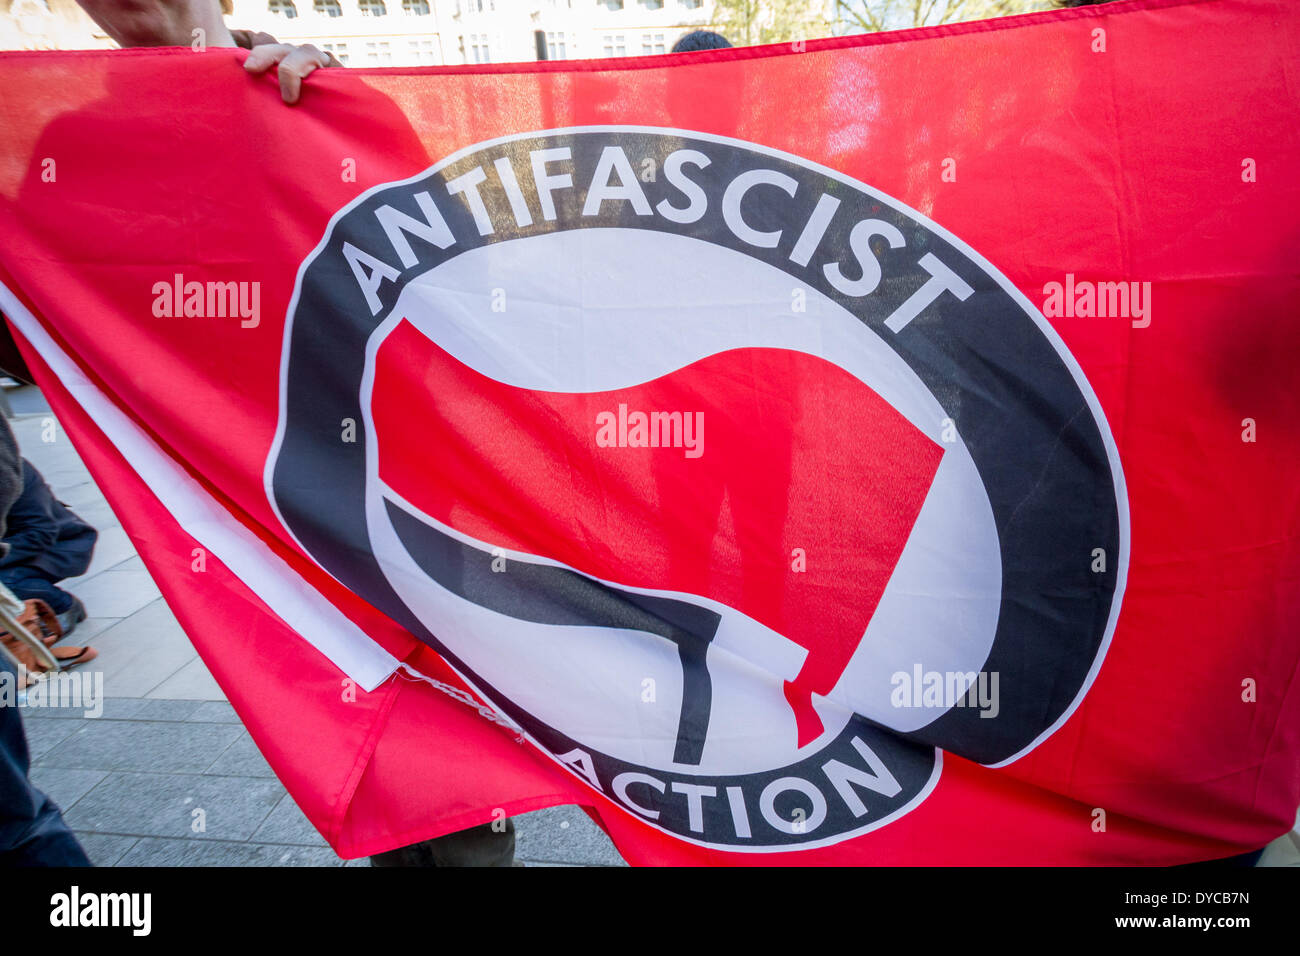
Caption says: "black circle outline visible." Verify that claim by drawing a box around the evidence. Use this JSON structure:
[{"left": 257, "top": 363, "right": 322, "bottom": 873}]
[{"left": 268, "top": 128, "right": 1124, "bottom": 849}]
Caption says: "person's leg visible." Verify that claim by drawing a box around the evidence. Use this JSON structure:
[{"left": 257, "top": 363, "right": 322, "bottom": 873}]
[
  {"left": 1176, "top": 848, "right": 1265, "bottom": 868},
  {"left": 0, "top": 656, "right": 91, "bottom": 866},
  {"left": 0, "top": 567, "right": 72, "bottom": 614},
  {"left": 369, "top": 818, "right": 516, "bottom": 867},
  {"left": 0, "top": 567, "right": 85, "bottom": 635}
]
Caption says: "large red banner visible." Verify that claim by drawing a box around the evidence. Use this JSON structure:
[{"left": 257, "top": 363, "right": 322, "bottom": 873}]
[{"left": 0, "top": 0, "right": 1296, "bottom": 864}]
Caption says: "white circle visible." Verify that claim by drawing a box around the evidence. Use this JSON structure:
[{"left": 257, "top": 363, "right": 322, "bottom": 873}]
[{"left": 361, "top": 227, "right": 1002, "bottom": 775}]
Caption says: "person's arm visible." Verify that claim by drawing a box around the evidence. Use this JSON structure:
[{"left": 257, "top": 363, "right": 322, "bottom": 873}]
[
  {"left": 0, "top": 423, "right": 23, "bottom": 550},
  {"left": 76, "top": 0, "right": 234, "bottom": 50},
  {"left": 0, "top": 463, "right": 59, "bottom": 570},
  {"left": 74, "top": 1, "right": 337, "bottom": 105}
]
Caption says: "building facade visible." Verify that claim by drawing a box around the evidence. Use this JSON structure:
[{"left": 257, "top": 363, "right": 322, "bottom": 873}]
[
  {"left": 1, "top": 0, "right": 114, "bottom": 51},
  {"left": 227, "top": 0, "right": 723, "bottom": 67},
  {"left": 1, "top": 1, "right": 839, "bottom": 64}
]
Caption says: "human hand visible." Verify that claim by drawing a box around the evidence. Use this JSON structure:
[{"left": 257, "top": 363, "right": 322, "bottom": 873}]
[{"left": 243, "top": 41, "right": 340, "bottom": 105}]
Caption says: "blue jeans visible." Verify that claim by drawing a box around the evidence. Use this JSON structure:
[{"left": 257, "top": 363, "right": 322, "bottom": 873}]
[
  {"left": 369, "top": 819, "right": 516, "bottom": 867},
  {"left": 0, "top": 656, "right": 90, "bottom": 866},
  {"left": 0, "top": 566, "right": 74, "bottom": 615}
]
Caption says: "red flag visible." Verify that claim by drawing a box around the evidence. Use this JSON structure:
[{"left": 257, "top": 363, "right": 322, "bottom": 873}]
[{"left": 0, "top": 0, "right": 1296, "bottom": 864}]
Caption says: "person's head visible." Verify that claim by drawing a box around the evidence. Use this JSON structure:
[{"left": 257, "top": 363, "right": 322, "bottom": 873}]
[
  {"left": 75, "top": 0, "right": 233, "bottom": 48},
  {"left": 672, "top": 30, "right": 732, "bottom": 54}
]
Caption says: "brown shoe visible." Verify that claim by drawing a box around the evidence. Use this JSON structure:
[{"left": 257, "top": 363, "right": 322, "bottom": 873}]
[
  {"left": 51, "top": 645, "right": 98, "bottom": 669},
  {"left": 2, "top": 603, "right": 94, "bottom": 675}
]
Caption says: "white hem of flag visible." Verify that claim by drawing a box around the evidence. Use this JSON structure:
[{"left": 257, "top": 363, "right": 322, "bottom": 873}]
[{"left": 0, "top": 282, "right": 400, "bottom": 692}]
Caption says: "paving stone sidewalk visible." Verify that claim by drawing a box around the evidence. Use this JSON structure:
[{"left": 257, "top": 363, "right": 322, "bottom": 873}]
[{"left": 8, "top": 386, "right": 625, "bottom": 867}]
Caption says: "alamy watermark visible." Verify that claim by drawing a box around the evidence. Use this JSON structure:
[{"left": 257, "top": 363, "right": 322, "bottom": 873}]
[
  {"left": 890, "top": 665, "right": 999, "bottom": 718},
  {"left": 151, "top": 273, "right": 260, "bottom": 328},
  {"left": 595, "top": 403, "right": 704, "bottom": 458},
  {"left": 0, "top": 666, "right": 103, "bottom": 718},
  {"left": 50, "top": 886, "right": 150, "bottom": 936},
  {"left": 1042, "top": 273, "right": 1151, "bottom": 328}
]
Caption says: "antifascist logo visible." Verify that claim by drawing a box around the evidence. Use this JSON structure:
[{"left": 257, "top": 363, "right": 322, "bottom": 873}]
[{"left": 268, "top": 128, "right": 1127, "bottom": 851}]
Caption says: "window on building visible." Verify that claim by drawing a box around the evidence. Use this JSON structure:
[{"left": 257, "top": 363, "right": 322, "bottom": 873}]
[
  {"left": 402, "top": 0, "right": 431, "bottom": 13},
  {"left": 467, "top": 33, "right": 491, "bottom": 63},
  {"left": 364, "top": 39, "right": 393, "bottom": 63},
  {"left": 601, "top": 0, "right": 624, "bottom": 11},
  {"left": 408, "top": 38, "right": 436, "bottom": 63},
  {"left": 313, "top": 0, "right": 342, "bottom": 16},
  {"left": 546, "top": 31, "right": 567, "bottom": 60},
  {"left": 641, "top": 32, "right": 665, "bottom": 54},
  {"left": 358, "top": 0, "right": 388, "bottom": 15},
  {"left": 640, "top": 0, "right": 664, "bottom": 9},
  {"left": 268, "top": 0, "right": 298, "bottom": 17},
  {"left": 602, "top": 34, "right": 627, "bottom": 57},
  {"left": 680, "top": 0, "right": 702, "bottom": 8},
  {"left": 321, "top": 41, "right": 349, "bottom": 63}
]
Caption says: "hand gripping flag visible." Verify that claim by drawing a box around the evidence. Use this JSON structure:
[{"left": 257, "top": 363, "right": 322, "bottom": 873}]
[{"left": 0, "top": 0, "right": 1296, "bottom": 864}]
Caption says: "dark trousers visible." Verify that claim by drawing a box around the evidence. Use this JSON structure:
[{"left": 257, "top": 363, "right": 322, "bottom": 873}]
[
  {"left": 0, "top": 656, "right": 91, "bottom": 866},
  {"left": 0, "top": 566, "right": 74, "bottom": 614},
  {"left": 369, "top": 818, "right": 516, "bottom": 867}
]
